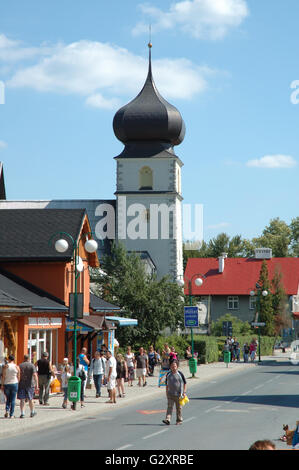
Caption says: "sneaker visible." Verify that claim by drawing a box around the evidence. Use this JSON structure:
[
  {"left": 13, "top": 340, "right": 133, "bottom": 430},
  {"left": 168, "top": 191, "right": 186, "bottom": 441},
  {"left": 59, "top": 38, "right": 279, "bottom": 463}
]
[
  {"left": 20, "top": 414, "right": 25, "bottom": 418},
  {"left": 143, "top": 381, "right": 147, "bottom": 387},
  {"left": 176, "top": 420, "right": 183, "bottom": 425},
  {"left": 4, "top": 412, "right": 8, "bottom": 418},
  {"left": 30, "top": 411, "right": 37, "bottom": 418},
  {"left": 162, "top": 419, "right": 170, "bottom": 425}
]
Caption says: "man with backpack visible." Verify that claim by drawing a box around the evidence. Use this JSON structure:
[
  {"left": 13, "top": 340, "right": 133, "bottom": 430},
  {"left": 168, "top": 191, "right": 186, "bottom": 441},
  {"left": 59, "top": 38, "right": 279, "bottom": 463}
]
[
  {"left": 162, "top": 359, "right": 187, "bottom": 426},
  {"left": 90, "top": 350, "right": 106, "bottom": 398}
]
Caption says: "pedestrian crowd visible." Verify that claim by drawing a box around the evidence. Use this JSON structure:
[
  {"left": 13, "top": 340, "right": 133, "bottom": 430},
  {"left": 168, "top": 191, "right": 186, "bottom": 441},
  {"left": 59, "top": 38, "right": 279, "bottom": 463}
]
[
  {"left": 223, "top": 337, "right": 258, "bottom": 363},
  {"left": 0, "top": 342, "right": 184, "bottom": 418}
]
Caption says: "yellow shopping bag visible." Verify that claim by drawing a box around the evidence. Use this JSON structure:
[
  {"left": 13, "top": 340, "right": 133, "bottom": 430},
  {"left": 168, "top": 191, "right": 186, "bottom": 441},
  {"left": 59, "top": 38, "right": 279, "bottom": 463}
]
[{"left": 179, "top": 395, "right": 189, "bottom": 406}]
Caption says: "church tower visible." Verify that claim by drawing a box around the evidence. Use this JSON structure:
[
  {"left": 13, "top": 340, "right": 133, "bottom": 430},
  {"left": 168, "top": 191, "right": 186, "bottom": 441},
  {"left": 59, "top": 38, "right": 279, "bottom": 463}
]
[{"left": 113, "top": 44, "right": 185, "bottom": 280}]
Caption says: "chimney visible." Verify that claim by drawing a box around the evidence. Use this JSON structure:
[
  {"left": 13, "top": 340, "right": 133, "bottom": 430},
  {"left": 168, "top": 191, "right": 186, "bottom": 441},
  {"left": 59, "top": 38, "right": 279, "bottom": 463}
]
[{"left": 218, "top": 253, "right": 227, "bottom": 273}]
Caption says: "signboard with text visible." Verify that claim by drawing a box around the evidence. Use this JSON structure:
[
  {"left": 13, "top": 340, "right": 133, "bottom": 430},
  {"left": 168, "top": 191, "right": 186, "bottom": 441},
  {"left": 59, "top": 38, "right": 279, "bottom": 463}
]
[{"left": 184, "top": 306, "right": 199, "bottom": 328}]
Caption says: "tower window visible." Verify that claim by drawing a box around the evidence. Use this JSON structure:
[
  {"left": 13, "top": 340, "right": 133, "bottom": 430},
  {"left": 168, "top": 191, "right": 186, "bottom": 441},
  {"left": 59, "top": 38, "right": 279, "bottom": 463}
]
[{"left": 139, "top": 166, "right": 153, "bottom": 190}]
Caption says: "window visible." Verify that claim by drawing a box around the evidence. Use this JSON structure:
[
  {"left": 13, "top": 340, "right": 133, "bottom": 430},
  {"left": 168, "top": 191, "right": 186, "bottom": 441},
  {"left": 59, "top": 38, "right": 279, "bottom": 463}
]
[
  {"left": 139, "top": 166, "right": 153, "bottom": 190},
  {"left": 227, "top": 296, "right": 239, "bottom": 310},
  {"left": 249, "top": 296, "right": 256, "bottom": 310}
]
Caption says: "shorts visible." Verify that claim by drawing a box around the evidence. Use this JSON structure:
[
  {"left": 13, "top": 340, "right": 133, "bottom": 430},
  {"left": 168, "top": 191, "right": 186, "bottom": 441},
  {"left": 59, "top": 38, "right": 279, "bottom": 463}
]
[
  {"left": 136, "top": 368, "right": 147, "bottom": 378},
  {"left": 107, "top": 376, "right": 116, "bottom": 390},
  {"left": 17, "top": 386, "right": 35, "bottom": 401}
]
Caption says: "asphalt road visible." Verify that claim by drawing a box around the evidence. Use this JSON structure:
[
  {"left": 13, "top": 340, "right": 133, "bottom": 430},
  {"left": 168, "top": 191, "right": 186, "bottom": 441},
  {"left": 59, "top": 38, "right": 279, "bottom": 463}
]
[{"left": 1, "top": 359, "right": 298, "bottom": 451}]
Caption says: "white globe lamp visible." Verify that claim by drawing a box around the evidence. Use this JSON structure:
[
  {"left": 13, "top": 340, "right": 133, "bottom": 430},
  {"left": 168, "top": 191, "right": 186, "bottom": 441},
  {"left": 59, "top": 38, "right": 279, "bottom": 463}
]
[
  {"left": 195, "top": 278, "right": 203, "bottom": 287},
  {"left": 55, "top": 239, "right": 69, "bottom": 253},
  {"left": 84, "top": 239, "right": 98, "bottom": 253}
]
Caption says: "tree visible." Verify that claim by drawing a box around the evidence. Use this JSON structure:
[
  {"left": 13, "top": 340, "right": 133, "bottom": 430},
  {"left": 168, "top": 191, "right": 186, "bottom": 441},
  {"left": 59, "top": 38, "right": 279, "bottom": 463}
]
[
  {"left": 256, "top": 260, "right": 275, "bottom": 336},
  {"left": 271, "top": 266, "right": 291, "bottom": 336},
  {"left": 91, "top": 243, "right": 184, "bottom": 348},
  {"left": 210, "top": 313, "right": 252, "bottom": 337},
  {"left": 290, "top": 217, "right": 299, "bottom": 256},
  {"left": 252, "top": 218, "right": 292, "bottom": 257}
]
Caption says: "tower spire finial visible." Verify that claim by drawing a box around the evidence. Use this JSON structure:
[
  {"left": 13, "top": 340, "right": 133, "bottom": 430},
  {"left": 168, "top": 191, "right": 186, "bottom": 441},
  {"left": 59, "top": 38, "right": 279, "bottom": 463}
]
[{"left": 147, "top": 25, "right": 152, "bottom": 77}]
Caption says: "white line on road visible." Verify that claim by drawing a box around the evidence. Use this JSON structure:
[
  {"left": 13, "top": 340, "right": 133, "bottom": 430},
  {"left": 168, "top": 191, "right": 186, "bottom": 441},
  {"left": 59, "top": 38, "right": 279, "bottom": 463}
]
[
  {"left": 142, "top": 429, "right": 169, "bottom": 440},
  {"left": 115, "top": 444, "right": 133, "bottom": 450},
  {"left": 205, "top": 405, "right": 221, "bottom": 413},
  {"left": 242, "top": 390, "right": 253, "bottom": 395},
  {"left": 215, "top": 409, "right": 249, "bottom": 413},
  {"left": 184, "top": 417, "right": 196, "bottom": 424}
]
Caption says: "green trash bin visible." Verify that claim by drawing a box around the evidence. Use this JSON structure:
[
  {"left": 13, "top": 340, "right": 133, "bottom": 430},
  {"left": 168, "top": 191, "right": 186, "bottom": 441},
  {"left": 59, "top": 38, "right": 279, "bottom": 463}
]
[
  {"left": 189, "top": 357, "right": 197, "bottom": 375},
  {"left": 68, "top": 376, "right": 82, "bottom": 403},
  {"left": 224, "top": 351, "right": 231, "bottom": 364}
]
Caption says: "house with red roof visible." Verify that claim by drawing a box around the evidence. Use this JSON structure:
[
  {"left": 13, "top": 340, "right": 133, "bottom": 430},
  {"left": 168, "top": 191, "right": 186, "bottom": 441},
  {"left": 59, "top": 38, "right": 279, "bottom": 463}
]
[{"left": 184, "top": 249, "right": 299, "bottom": 337}]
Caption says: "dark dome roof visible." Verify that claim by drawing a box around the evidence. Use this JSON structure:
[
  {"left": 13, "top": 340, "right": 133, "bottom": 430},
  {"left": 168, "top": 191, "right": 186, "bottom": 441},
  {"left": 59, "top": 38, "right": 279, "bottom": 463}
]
[{"left": 113, "top": 47, "right": 185, "bottom": 146}]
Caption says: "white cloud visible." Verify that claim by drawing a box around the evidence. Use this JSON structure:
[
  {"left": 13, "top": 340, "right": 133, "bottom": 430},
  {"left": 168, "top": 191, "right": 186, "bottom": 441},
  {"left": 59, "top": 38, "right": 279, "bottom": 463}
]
[
  {"left": 133, "top": 0, "right": 249, "bottom": 40},
  {"left": 0, "top": 140, "right": 7, "bottom": 150},
  {"left": 0, "top": 34, "right": 55, "bottom": 62},
  {"left": 207, "top": 222, "right": 230, "bottom": 230},
  {"left": 85, "top": 93, "right": 121, "bottom": 110},
  {"left": 6, "top": 38, "right": 215, "bottom": 105},
  {"left": 246, "top": 154, "right": 297, "bottom": 169}
]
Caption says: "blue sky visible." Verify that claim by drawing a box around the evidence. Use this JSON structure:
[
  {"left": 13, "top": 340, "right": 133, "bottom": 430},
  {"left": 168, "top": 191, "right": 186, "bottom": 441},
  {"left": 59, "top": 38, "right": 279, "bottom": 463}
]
[{"left": 0, "top": 0, "right": 299, "bottom": 242}]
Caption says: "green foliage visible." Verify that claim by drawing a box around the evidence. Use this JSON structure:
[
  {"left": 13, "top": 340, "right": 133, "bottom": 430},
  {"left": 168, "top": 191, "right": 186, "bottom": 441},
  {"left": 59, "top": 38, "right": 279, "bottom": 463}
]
[
  {"left": 189, "top": 336, "right": 219, "bottom": 364},
  {"left": 155, "top": 335, "right": 189, "bottom": 359},
  {"left": 252, "top": 218, "right": 292, "bottom": 257},
  {"left": 210, "top": 313, "right": 252, "bottom": 337},
  {"left": 183, "top": 217, "right": 299, "bottom": 261},
  {"left": 92, "top": 242, "right": 184, "bottom": 348}
]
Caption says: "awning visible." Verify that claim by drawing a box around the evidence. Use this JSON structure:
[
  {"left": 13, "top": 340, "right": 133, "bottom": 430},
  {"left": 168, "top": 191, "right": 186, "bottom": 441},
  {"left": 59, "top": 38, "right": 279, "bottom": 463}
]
[{"left": 106, "top": 316, "right": 138, "bottom": 327}]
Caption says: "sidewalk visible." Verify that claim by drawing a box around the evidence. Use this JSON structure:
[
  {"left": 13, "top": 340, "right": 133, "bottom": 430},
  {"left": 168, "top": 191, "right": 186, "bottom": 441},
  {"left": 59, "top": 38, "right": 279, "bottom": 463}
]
[{"left": 0, "top": 355, "right": 282, "bottom": 439}]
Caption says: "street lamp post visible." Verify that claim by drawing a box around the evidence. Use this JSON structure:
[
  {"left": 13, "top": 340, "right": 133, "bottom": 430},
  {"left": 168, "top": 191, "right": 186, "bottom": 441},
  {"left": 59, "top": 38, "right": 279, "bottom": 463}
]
[
  {"left": 49, "top": 231, "right": 98, "bottom": 379},
  {"left": 250, "top": 283, "right": 268, "bottom": 363},
  {"left": 178, "top": 273, "right": 206, "bottom": 371}
]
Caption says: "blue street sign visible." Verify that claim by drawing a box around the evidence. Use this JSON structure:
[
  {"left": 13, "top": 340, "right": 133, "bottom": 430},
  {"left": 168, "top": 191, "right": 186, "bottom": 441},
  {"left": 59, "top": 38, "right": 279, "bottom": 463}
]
[{"left": 184, "top": 306, "right": 199, "bottom": 328}]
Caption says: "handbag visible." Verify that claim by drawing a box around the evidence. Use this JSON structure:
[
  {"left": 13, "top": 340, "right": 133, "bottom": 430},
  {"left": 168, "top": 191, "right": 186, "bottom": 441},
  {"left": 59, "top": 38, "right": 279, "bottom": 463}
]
[{"left": 179, "top": 395, "right": 189, "bottom": 407}]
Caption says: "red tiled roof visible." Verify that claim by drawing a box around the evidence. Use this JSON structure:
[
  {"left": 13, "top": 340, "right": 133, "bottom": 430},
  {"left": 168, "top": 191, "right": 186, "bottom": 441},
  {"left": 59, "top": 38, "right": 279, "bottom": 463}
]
[{"left": 184, "top": 258, "right": 299, "bottom": 296}]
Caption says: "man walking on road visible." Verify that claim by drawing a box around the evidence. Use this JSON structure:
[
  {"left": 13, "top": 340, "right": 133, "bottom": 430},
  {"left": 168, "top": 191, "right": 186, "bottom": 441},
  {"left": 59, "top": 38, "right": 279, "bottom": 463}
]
[
  {"left": 17, "top": 354, "right": 38, "bottom": 418},
  {"left": 163, "top": 359, "right": 186, "bottom": 426},
  {"left": 105, "top": 350, "right": 117, "bottom": 404},
  {"left": 135, "top": 347, "right": 148, "bottom": 387},
  {"left": 35, "top": 351, "right": 54, "bottom": 405}
]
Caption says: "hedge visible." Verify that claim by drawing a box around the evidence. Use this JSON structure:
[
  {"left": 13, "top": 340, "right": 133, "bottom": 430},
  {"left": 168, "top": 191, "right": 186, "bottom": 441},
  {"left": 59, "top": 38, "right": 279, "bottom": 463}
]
[{"left": 120, "top": 334, "right": 279, "bottom": 364}]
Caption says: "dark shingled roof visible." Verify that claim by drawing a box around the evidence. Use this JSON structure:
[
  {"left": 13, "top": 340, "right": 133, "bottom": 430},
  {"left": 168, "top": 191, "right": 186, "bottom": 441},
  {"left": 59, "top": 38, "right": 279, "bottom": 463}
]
[
  {"left": 0, "top": 268, "right": 67, "bottom": 311},
  {"left": 0, "top": 208, "right": 86, "bottom": 261},
  {"left": 90, "top": 293, "right": 121, "bottom": 312}
]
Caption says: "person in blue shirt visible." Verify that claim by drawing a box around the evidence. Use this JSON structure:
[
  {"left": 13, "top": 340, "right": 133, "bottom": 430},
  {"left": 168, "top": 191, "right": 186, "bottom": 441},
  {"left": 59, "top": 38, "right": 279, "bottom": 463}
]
[{"left": 78, "top": 348, "right": 89, "bottom": 394}]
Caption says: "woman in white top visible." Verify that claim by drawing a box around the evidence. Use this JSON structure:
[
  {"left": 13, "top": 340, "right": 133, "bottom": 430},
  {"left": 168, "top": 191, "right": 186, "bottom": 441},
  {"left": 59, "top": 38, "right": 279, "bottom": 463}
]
[
  {"left": 125, "top": 346, "right": 135, "bottom": 387},
  {"left": 1, "top": 354, "right": 20, "bottom": 418}
]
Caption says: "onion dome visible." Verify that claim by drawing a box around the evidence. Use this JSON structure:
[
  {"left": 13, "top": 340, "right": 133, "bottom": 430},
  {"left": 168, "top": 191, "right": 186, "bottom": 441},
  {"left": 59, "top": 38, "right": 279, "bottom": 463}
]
[{"left": 113, "top": 44, "right": 185, "bottom": 147}]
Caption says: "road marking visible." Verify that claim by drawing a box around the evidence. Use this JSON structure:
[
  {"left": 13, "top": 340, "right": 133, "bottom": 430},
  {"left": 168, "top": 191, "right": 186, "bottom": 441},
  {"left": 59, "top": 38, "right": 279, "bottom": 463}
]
[
  {"left": 184, "top": 417, "right": 196, "bottom": 423},
  {"left": 215, "top": 409, "right": 249, "bottom": 413},
  {"left": 205, "top": 405, "right": 221, "bottom": 413},
  {"left": 137, "top": 410, "right": 166, "bottom": 415},
  {"left": 142, "top": 429, "right": 168, "bottom": 440},
  {"left": 254, "top": 384, "right": 264, "bottom": 390},
  {"left": 116, "top": 444, "right": 133, "bottom": 450},
  {"left": 242, "top": 390, "right": 253, "bottom": 395}
]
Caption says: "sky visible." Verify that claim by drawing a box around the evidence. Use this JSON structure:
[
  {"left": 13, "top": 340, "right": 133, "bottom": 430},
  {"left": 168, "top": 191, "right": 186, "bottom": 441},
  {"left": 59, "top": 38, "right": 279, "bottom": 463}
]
[{"left": 0, "top": 0, "right": 299, "bottom": 243}]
